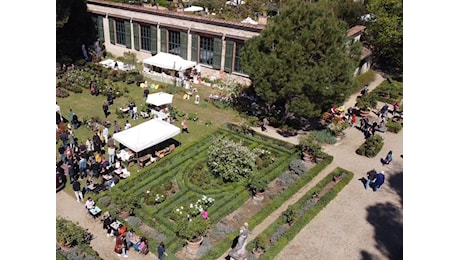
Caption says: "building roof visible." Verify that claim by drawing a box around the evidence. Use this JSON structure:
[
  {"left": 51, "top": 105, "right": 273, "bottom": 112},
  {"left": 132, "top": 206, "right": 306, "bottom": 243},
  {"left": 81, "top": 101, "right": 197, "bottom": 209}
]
[
  {"left": 88, "top": 0, "right": 266, "bottom": 32},
  {"left": 347, "top": 25, "right": 366, "bottom": 37}
]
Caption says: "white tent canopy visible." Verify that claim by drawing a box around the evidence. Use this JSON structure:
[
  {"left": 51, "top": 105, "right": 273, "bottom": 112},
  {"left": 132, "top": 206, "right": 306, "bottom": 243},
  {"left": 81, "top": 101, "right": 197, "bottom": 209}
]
[
  {"left": 146, "top": 92, "right": 174, "bottom": 106},
  {"left": 241, "top": 17, "right": 258, "bottom": 25},
  {"left": 113, "top": 119, "right": 180, "bottom": 153},
  {"left": 184, "top": 6, "right": 203, "bottom": 12},
  {"left": 143, "top": 52, "right": 196, "bottom": 71}
]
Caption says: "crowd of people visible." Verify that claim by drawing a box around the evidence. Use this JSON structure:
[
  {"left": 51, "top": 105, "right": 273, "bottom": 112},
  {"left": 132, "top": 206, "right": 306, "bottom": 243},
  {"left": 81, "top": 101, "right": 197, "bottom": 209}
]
[{"left": 100, "top": 212, "right": 168, "bottom": 258}]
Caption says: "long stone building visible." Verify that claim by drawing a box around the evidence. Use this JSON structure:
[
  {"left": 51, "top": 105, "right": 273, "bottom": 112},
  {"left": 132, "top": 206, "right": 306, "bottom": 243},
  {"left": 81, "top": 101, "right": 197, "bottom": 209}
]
[{"left": 87, "top": 0, "right": 265, "bottom": 84}]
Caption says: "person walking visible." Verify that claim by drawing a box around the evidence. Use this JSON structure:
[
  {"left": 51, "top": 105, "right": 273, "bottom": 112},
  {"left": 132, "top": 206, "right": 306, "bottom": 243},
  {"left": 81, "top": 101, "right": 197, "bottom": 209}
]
[
  {"left": 72, "top": 179, "right": 84, "bottom": 202},
  {"left": 351, "top": 113, "right": 357, "bottom": 127},
  {"left": 157, "top": 241, "right": 168, "bottom": 260},
  {"left": 181, "top": 119, "right": 189, "bottom": 133},
  {"left": 372, "top": 171, "right": 385, "bottom": 192},
  {"left": 383, "top": 150, "right": 393, "bottom": 165},
  {"left": 102, "top": 102, "right": 109, "bottom": 118},
  {"left": 103, "top": 126, "right": 109, "bottom": 145}
]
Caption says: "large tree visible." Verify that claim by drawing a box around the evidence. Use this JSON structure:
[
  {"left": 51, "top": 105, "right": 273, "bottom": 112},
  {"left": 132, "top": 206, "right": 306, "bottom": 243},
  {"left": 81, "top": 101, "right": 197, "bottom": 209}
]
[
  {"left": 241, "top": 1, "right": 361, "bottom": 124},
  {"left": 57, "top": 0, "right": 97, "bottom": 63},
  {"left": 365, "top": 0, "right": 403, "bottom": 75}
]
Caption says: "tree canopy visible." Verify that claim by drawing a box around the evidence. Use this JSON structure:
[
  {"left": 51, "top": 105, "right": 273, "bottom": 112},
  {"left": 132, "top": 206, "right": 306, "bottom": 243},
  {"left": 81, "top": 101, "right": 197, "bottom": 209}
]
[
  {"left": 57, "top": 0, "right": 97, "bottom": 63},
  {"left": 241, "top": 1, "right": 361, "bottom": 124},
  {"left": 365, "top": 0, "right": 403, "bottom": 75}
]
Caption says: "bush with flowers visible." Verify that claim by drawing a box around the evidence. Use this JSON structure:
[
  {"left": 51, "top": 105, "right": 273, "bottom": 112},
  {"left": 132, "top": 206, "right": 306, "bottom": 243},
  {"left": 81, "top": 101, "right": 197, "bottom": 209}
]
[
  {"left": 171, "top": 195, "right": 215, "bottom": 242},
  {"left": 142, "top": 189, "right": 166, "bottom": 206}
]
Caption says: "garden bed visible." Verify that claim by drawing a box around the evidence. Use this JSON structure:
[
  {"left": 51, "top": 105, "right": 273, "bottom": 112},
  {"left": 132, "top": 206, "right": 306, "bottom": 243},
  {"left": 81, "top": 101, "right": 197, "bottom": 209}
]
[{"left": 91, "top": 125, "right": 299, "bottom": 255}]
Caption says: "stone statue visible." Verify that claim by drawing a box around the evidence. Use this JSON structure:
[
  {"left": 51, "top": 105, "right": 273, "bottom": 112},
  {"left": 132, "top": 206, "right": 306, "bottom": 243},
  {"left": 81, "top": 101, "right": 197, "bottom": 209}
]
[{"left": 229, "top": 223, "right": 250, "bottom": 260}]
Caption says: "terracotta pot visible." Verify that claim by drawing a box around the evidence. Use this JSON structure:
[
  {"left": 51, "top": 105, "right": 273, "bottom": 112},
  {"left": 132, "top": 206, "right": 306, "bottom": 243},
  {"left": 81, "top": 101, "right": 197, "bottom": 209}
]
[
  {"left": 359, "top": 109, "right": 370, "bottom": 118},
  {"left": 252, "top": 248, "right": 263, "bottom": 259},
  {"left": 253, "top": 191, "right": 265, "bottom": 201},
  {"left": 186, "top": 236, "right": 203, "bottom": 252},
  {"left": 57, "top": 240, "right": 71, "bottom": 250}
]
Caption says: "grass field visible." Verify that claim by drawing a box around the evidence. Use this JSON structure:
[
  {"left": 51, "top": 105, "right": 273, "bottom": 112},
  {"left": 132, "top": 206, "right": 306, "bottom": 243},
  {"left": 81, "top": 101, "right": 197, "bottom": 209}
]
[{"left": 57, "top": 69, "right": 241, "bottom": 195}]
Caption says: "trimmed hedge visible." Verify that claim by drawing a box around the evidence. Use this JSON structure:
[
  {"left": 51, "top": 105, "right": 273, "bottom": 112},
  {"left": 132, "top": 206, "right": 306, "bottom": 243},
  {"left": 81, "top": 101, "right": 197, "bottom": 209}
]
[
  {"left": 90, "top": 125, "right": 295, "bottom": 254},
  {"left": 258, "top": 168, "right": 354, "bottom": 259},
  {"left": 356, "top": 135, "right": 384, "bottom": 158},
  {"left": 386, "top": 120, "right": 402, "bottom": 133},
  {"left": 201, "top": 155, "right": 333, "bottom": 259}
]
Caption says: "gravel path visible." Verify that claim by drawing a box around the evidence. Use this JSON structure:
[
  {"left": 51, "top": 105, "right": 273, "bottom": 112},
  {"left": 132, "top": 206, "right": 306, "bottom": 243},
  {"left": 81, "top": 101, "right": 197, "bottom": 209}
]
[{"left": 57, "top": 73, "right": 403, "bottom": 259}]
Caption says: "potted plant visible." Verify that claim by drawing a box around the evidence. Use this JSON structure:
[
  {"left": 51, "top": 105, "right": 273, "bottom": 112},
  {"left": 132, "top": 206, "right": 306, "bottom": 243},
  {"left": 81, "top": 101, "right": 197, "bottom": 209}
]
[
  {"left": 298, "top": 135, "right": 326, "bottom": 163},
  {"left": 251, "top": 235, "right": 268, "bottom": 258},
  {"left": 249, "top": 178, "right": 268, "bottom": 201},
  {"left": 329, "top": 121, "right": 349, "bottom": 139},
  {"left": 176, "top": 216, "right": 209, "bottom": 249},
  {"left": 112, "top": 190, "right": 139, "bottom": 218},
  {"left": 356, "top": 95, "right": 377, "bottom": 117},
  {"left": 282, "top": 205, "right": 298, "bottom": 226}
]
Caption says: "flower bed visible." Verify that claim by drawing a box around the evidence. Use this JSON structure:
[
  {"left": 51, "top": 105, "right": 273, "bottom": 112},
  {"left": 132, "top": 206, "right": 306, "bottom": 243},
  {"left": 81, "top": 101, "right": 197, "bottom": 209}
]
[
  {"left": 249, "top": 168, "right": 354, "bottom": 259},
  {"left": 91, "top": 126, "right": 296, "bottom": 254}
]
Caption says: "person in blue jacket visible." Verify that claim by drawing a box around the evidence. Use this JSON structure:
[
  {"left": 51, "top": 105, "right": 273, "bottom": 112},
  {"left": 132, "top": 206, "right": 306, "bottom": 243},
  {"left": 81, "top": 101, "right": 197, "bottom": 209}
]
[{"left": 372, "top": 171, "right": 385, "bottom": 192}]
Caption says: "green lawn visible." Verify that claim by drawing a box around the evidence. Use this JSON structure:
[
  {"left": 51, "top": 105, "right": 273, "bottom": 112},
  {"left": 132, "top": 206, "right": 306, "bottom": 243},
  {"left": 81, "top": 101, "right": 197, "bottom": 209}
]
[{"left": 57, "top": 67, "right": 240, "bottom": 195}]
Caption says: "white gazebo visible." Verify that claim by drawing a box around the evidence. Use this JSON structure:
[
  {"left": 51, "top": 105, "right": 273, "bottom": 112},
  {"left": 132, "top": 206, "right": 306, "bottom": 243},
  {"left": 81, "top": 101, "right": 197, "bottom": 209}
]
[
  {"left": 146, "top": 92, "right": 174, "bottom": 107},
  {"left": 143, "top": 52, "right": 196, "bottom": 85}
]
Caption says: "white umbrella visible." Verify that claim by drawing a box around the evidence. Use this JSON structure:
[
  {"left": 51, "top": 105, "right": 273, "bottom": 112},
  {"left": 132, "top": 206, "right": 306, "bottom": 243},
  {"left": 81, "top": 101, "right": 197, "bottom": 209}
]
[
  {"left": 184, "top": 6, "right": 204, "bottom": 12},
  {"left": 241, "top": 17, "right": 258, "bottom": 25}
]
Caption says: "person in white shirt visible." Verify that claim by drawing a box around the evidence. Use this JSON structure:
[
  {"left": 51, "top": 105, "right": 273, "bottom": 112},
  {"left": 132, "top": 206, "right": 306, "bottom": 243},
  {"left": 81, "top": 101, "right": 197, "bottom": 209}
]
[
  {"left": 103, "top": 126, "right": 109, "bottom": 145},
  {"left": 133, "top": 105, "right": 138, "bottom": 120},
  {"left": 85, "top": 197, "right": 95, "bottom": 210},
  {"left": 108, "top": 145, "right": 116, "bottom": 165},
  {"left": 125, "top": 120, "right": 131, "bottom": 130}
]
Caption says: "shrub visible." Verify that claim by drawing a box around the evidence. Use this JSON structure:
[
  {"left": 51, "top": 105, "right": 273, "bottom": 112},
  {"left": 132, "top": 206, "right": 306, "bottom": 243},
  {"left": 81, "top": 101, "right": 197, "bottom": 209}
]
[
  {"left": 386, "top": 120, "right": 402, "bottom": 133},
  {"left": 297, "top": 135, "right": 327, "bottom": 162},
  {"left": 282, "top": 205, "right": 298, "bottom": 225},
  {"left": 355, "top": 70, "right": 376, "bottom": 91},
  {"left": 309, "top": 129, "right": 337, "bottom": 144},
  {"left": 207, "top": 136, "right": 256, "bottom": 182},
  {"left": 289, "top": 159, "right": 307, "bottom": 175},
  {"left": 248, "top": 178, "right": 268, "bottom": 193},
  {"left": 98, "top": 196, "right": 112, "bottom": 207},
  {"left": 56, "top": 218, "right": 85, "bottom": 247},
  {"left": 126, "top": 216, "right": 142, "bottom": 227},
  {"left": 186, "top": 112, "right": 199, "bottom": 121},
  {"left": 356, "top": 94, "right": 377, "bottom": 110},
  {"left": 373, "top": 78, "right": 403, "bottom": 103},
  {"left": 356, "top": 135, "right": 384, "bottom": 157},
  {"left": 176, "top": 216, "right": 210, "bottom": 242}
]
